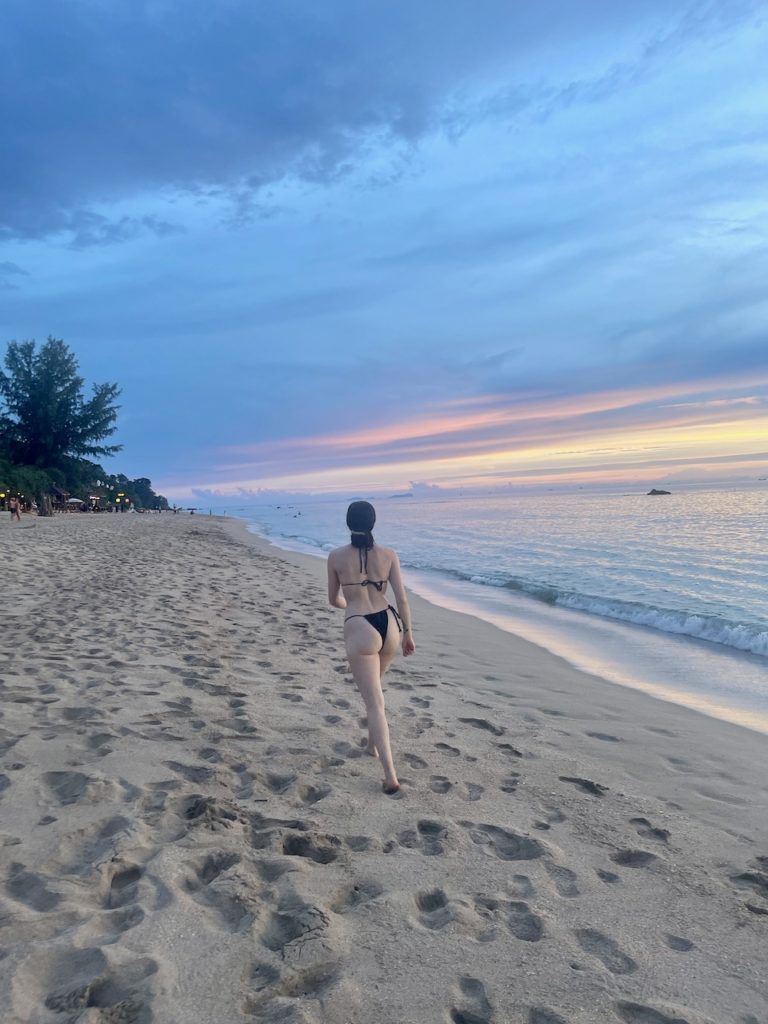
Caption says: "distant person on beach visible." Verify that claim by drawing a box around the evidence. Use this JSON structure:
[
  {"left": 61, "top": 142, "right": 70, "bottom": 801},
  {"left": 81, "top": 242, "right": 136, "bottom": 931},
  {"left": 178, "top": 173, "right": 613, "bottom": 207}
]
[
  {"left": 327, "top": 501, "right": 415, "bottom": 794},
  {"left": 9, "top": 496, "right": 21, "bottom": 521}
]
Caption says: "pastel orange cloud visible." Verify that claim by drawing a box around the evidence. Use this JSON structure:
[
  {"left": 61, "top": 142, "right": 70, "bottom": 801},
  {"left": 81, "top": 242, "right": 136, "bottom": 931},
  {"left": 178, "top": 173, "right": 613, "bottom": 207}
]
[
  {"left": 176, "top": 372, "right": 768, "bottom": 496},
  {"left": 222, "top": 372, "right": 768, "bottom": 463}
]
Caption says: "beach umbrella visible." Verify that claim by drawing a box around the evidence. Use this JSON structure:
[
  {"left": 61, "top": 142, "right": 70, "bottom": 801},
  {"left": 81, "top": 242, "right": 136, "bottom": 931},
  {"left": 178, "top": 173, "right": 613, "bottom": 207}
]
[{"left": 67, "top": 497, "right": 84, "bottom": 504}]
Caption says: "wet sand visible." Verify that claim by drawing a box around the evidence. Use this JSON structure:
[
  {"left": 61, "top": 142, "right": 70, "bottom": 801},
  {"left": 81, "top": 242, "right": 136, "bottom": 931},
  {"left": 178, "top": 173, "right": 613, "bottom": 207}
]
[{"left": 1, "top": 512, "right": 767, "bottom": 1024}]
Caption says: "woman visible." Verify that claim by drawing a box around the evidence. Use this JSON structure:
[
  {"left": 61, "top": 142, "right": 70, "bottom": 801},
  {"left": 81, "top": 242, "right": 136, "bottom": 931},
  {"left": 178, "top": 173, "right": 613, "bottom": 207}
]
[{"left": 327, "top": 501, "right": 415, "bottom": 794}]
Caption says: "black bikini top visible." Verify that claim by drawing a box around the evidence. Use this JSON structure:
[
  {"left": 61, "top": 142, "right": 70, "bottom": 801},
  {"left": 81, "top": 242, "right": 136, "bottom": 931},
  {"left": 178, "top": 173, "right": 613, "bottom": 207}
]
[
  {"left": 341, "top": 540, "right": 386, "bottom": 590},
  {"left": 360, "top": 578, "right": 385, "bottom": 591}
]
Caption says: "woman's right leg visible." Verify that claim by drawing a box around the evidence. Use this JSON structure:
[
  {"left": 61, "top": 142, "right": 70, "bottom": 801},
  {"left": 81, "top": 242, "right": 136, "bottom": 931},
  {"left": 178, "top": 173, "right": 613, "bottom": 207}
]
[
  {"left": 378, "top": 608, "right": 401, "bottom": 679},
  {"left": 346, "top": 642, "right": 399, "bottom": 790}
]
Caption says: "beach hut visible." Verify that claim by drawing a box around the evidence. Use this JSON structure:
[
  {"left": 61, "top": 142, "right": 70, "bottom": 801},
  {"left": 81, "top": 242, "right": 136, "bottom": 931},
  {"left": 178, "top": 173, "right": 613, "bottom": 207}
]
[{"left": 49, "top": 484, "right": 68, "bottom": 512}]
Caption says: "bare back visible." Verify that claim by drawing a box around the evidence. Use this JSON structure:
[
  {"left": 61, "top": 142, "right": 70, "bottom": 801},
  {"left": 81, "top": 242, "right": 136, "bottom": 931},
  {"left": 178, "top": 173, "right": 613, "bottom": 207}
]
[{"left": 329, "top": 543, "right": 396, "bottom": 615}]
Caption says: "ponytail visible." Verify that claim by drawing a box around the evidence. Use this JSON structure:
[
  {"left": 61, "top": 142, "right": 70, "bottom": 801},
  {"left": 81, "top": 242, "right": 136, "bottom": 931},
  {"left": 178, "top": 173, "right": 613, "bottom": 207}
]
[
  {"left": 346, "top": 501, "right": 376, "bottom": 573},
  {"left": 349, "top": 528, "right": 374, "bottom": 551}
]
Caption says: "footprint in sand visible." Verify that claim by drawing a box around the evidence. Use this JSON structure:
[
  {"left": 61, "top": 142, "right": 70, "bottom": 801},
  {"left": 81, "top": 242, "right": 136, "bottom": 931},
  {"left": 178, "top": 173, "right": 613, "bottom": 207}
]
[
  {"left": 103, "top": 862, "right": 145, "bottom": 911},
  {"left": 459, "top": 717, "right": 505, "bottom": 737},
  {"left": 14, "top": 946, "right": 158, "bottom": 1022},
  {"left": 263, "top": 772, "right": 297, "bottom": 794},
  {"left": 5, "top": 862, "right": 61, "bottom": 911},
  {"left": 164, "top": 760, "right": 214, "bottom": 784},
  {"left": 331, "top": 879, "right": 384, "bottom": 914},
  {"left": 496, "top": 742, "right": 524, "bottom": 759},
  {"left": 528, "top": 1010, "right": 569, "bottom": 1024},
  {"left": 281, "top": 832, "right": 342, "bottom": 864},
  {"left": 41, "top": 770, "right": 91, "bottom": 805},
  {"left": 508, "top": 874, "right": 535, "bottom": 898},
  {"left": 544, "top": 862, "right": 579, "bottom": 898},
  {"left": 616, "top": 1001, "right": 693, "bottom": 1023},
  {"left": 179, "top": 794, "right": 244, "bottom": 832},
  {"left": 575, "top": 928, "right": 637, "bottom": 974},
  {"left": 244, "top": 961, "right": 341, "bottom": 1019},
  {"left": 332, "top": 741, "right": 364, "bottom": 760},
  {"left": 402, "top": 753, "right": 428, "bottom": 770},
  {"left": 597, "top": 869, "right": 620, "bottom": 884},
  {"left": 435, "top": 742, "right": 461, "bottom": 758},
  {"left": 430, "top": 776, "right": 452, "bottom": 794},
  {"left": 558, "top": 776, "right": 608, "bottom": 797},
  {"left": 449, "top": 976, "right": 494, "bottom": 1024},
  {"left": 630, "top": 817, "right": 670, "bottom": 843},
  {"left": 474, "top": 894, "right": 543, "bottom": 942},
  {"left": 500, "top": 774, "right": 520, "bottom": 793},
  {"left": 297, "top": 783, "right": 332, "bottom": 805},
  {"left": 183, "top": 851, "right": 256, "bottom": 932},
  {"left": 258, "top": 893, "right": 334, "bottom": 962},
  {"left": 254, "top": 860, "right": 296, "bottom": 883},
  {"left": 415, "top": 888, "right": 454, "bottom": 929},
  {"left": 344, "top": 835, "right": 375, "bottom": 852},
  {"left": 460, "top": 821, "right": 544, "bottom": 861},
  {"left": 79, "top": 905, "right": 146, "bottom": 946},
  {"left": 610, "top": 848, "right": 658, "bottom": 869},
  {"left": 729, "top": 869, "right": 768, "bottom": 901},
  {"left": 394, "top": 819, "right": 452, "bottom": 857}
]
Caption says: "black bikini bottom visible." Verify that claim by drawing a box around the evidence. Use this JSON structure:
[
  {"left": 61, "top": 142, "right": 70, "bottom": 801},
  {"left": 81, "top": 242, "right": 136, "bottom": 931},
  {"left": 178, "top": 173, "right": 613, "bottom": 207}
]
[{"left": 345, "top": 604, "right": 402, "bottom": 645}]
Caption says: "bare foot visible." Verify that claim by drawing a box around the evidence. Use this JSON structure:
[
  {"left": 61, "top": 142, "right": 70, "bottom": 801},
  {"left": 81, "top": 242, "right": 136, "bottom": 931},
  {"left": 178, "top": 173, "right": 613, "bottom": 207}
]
[
  {"left": 366, "top": 743, "right": 378, "bottom": 757},
  {"left": 382, "top": 780, "right": 400, "bottom": 795}
]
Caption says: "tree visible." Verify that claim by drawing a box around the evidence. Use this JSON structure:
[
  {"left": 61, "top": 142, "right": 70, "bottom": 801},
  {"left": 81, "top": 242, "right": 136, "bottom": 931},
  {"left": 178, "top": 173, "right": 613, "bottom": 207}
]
[{"left": 0, "top": 337, "right": 121, "bottom": 469}]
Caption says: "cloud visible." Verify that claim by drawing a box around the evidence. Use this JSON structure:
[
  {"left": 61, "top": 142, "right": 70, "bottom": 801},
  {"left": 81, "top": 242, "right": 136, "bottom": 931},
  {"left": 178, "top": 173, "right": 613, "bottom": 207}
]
[
  {"left": 207, "top": 369, "right": 768, "bottom": 486},
  {"left": 0, "top": 260, "right": 29, "bottom": 289},
  {"left": 0, "top": 0, "right": 727, "bottom": 244},
  {"left": 65, "top": 212, "right": 183, "bottom": 249}
]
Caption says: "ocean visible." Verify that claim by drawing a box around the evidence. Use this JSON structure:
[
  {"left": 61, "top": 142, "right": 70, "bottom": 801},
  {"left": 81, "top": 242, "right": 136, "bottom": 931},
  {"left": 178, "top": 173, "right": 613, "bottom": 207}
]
[{"left": 232, "top": 488, "right": 768, "bottom": 734}]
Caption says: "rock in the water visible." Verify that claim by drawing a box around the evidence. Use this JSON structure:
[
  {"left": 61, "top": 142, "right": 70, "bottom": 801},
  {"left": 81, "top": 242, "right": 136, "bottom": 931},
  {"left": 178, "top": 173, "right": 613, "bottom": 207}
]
[{"left": 647, "top": 488, "right": 671, "bottom": 495}]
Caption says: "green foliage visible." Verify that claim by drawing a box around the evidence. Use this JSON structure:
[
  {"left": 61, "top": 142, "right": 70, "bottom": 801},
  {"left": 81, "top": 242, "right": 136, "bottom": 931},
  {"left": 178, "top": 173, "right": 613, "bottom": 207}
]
[
  {"left": 0, "top": 457, "right": 169, "bottom": 509},
  {"left": 0, "top": 458, "right": 52, "bottom": 501},
  {"left": 0, "top": 336, "right": 121, "bottom": 468},
  {"left": 99, "top": 470, "right": 169, "bottom": 510},
  {"left": 0, "top": 337, "right": 168, "bottom": 510}
]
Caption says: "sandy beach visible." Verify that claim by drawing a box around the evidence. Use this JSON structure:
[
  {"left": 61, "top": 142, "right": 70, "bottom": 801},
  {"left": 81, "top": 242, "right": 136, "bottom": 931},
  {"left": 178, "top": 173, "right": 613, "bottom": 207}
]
[{"left": 1, "top": 512, "right": 767, "bottom": 1024}]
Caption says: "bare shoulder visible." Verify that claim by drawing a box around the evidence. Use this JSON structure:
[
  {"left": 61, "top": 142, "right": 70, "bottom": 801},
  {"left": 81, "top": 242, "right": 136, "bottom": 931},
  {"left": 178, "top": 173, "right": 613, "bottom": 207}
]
[
  {"left": 378, "top": 544, "right": 399, "bottom": 565},
  {"left": 327, "top": 546, "right": 342, "bottom": 567}
]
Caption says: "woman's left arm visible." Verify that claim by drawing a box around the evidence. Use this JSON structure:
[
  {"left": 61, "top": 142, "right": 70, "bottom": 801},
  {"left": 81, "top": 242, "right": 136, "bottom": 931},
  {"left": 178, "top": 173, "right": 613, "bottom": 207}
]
[{"left": 327, "top": 556, "right": 346, "bottom": 609}]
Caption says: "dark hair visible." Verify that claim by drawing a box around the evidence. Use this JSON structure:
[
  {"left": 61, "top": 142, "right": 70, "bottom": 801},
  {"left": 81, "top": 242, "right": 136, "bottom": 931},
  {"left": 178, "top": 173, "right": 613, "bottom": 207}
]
[{"left": 346, "top": 500, "right": 375, "bottom": 551}]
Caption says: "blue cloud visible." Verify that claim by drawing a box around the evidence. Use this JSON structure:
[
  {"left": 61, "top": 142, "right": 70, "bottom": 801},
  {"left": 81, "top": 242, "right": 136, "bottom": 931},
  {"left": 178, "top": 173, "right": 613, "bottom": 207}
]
[{"left": 0, "top": 0, "right": 729, "bottom": 243}]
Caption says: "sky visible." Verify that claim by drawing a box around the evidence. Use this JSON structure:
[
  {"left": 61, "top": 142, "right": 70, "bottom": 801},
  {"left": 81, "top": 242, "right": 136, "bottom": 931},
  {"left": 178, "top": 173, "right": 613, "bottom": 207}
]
[{"left": 1, "top": 0, "right": 767, "bottom": 500}]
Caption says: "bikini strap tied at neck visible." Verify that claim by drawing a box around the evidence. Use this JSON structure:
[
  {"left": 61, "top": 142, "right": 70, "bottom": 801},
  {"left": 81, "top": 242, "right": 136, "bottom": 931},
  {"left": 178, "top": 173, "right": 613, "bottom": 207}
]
[{"left": 350, "top": 530, "right": 372, "bottom": 573}]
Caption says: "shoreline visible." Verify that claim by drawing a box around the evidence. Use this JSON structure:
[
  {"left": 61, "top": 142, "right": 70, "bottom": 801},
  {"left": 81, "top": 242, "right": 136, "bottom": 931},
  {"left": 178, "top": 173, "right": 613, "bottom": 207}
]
[
  {"left": 239, "top": 517, "right": 768, "bottom": 737},
  {"left": 2, "top": 513, "right": 767, "bottom": 1024}
]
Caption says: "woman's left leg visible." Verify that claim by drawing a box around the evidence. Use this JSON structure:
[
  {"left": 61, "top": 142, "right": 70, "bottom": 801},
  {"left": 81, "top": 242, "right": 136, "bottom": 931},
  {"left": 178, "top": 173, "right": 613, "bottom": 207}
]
[{"left": 368, "top": 612, "right": 400, "bottom": 755}]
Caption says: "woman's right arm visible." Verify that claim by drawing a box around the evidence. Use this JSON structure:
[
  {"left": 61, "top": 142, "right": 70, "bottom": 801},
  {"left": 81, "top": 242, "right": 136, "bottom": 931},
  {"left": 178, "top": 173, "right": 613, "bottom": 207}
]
[{"left": 389, "top": 551, "right": 415, "bottom": 656}]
